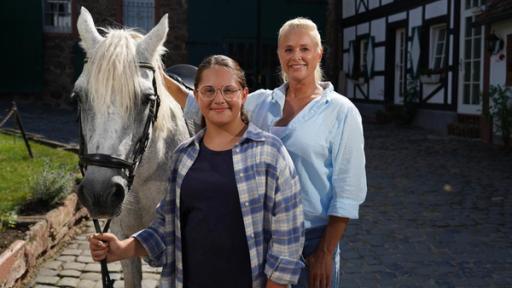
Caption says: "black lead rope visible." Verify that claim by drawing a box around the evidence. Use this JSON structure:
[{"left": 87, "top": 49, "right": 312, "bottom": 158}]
[{"left": 93, "top": 219, "right": 114, "bottom": 288}]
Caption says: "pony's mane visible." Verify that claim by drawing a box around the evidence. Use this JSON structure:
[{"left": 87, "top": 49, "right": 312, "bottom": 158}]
[{"left": 82, "top": 28, "right": 177, "bottom": 141}]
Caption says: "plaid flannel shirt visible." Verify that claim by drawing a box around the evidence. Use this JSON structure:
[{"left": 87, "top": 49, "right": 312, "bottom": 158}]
[{"left": 133, "top": 123, "right": 304, "bottom": 288}]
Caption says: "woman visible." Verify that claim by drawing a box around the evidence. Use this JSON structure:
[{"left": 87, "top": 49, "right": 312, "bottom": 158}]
[
  {"left": 166, "top": 18, "right": 367, "bottom": 288},
  {"left": 88, "top": 55, "right": 305, "bottom": 288}
]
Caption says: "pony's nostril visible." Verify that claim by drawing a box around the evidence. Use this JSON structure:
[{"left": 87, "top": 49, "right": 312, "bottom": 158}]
[{"left": 111, "top": 183, "right": 125, "bottom": 207}]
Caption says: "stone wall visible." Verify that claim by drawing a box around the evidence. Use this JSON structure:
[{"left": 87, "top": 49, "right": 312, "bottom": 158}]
[{"left": 0, "top": 194, "right": 88, "bottom": 288}]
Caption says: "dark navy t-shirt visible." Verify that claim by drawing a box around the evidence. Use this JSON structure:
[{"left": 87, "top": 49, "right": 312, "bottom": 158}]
[{"left": 180, "top": 141, "right": 252, "bottom": 288}]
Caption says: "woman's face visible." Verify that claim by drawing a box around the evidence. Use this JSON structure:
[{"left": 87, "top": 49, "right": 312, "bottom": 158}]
[
  {"left": 277, "top": 28, "right": 322, "bottom": 83},
  {"left": 195, "top": 66, "right": 248, "bottom": 128}
]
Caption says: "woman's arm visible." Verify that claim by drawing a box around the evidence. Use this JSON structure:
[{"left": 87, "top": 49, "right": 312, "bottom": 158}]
[{"left": 306, "top": 216, "right": 348, "bottom": 288}]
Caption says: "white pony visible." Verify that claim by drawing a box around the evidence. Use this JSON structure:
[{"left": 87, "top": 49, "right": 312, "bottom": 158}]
[{"left": 73, "top": 7, "right": 189, "bottom": 287}]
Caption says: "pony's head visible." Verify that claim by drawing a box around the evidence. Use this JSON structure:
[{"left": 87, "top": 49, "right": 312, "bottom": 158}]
[{"left": 73, "top": 7, "right": 173, "bottom": 218}]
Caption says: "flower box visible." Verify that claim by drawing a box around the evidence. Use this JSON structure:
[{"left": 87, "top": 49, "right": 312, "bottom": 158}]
[{"left": 419, "top": 73, "right": 442, "bottom": 84}]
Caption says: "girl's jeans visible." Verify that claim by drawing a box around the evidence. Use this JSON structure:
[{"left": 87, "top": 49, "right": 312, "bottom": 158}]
[{"left": 292, "top": 226, "right": 341, "bottom": 288}]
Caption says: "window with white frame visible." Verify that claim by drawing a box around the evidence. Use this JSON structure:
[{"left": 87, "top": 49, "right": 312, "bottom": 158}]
[
  {"left": 43, "top": 0, "right": 72, "bottom": 33},
  {"left": 123, "top": 0, "right": 155, "bottom": 33},
  {"left": 430, "top": 24, "right": 447, "bottom": 71}
]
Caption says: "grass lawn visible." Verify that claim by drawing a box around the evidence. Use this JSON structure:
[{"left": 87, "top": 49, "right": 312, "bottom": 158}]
[{"left": 0, "top": 132, "right": 78, "bottom": 215}]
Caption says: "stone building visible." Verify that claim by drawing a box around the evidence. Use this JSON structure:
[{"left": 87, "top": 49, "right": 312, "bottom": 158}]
[{"left": 0, "top": 0, "right": 188, "bottom": 106}]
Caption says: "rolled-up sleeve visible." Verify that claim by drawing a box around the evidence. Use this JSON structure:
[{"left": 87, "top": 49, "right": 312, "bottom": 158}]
[
  {"left": 265, "top": 145, "right": 305, "bottom": 284},
  {"left": 329, "top": 104, "right": 367, "bottom": 219}
]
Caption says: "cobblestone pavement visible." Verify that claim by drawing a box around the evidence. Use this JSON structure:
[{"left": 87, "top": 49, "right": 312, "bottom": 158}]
[
  {"left": 3, "top": 101, "right": 511, "bottom": 287},
  {"left": 30, "top": 222, "right": 161, "bottom": 288},
  {"left": 340, "top": 124, "right": 512, "bottom": 287}
]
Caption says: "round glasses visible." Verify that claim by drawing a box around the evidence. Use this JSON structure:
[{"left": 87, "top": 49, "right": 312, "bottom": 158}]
[{"left": 197, "top": 85, "right": 242, "bottom": 100}]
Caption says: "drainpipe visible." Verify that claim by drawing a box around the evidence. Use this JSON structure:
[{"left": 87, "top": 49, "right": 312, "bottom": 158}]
[{"left": 481, "top": 23, "right": 492, "bottom": 143}]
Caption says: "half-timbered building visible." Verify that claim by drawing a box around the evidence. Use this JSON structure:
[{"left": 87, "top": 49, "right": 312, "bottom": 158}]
[{"left": 338, "top": 0, "right": 496, "bottom": 137}]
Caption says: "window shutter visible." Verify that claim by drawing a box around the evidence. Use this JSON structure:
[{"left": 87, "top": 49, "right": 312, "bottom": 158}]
[
  {"left": 366, "top": 36, "right": 375, "bottom": 79},
  {"left": 348, "top": 40, "right": 355, "bottom": 78},
  {"left": 410, "top": 27, "right": 421, "bottom": 78}
]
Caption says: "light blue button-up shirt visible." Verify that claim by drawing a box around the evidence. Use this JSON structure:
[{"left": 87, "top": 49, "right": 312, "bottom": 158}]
[{"left": 184, "top": 82, "right": 367, "bottom": 228}]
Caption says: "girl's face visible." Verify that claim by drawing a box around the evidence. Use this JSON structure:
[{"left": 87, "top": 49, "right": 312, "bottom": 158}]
[
  {"left": 277, "top": 28, "right": 322, "bottom": 83},
  {"left": 195, "top": 66, "right": 248, "bottom": 128}
]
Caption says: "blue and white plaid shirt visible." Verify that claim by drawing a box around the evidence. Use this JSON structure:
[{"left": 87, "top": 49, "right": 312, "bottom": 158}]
[{"left": 133, "top": 123, "right": 305, "bottom": 288}]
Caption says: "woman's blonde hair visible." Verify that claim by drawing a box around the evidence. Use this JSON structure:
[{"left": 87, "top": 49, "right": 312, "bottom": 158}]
[{"left": 277, "top": 17, "right": 324, "bottom": 83}]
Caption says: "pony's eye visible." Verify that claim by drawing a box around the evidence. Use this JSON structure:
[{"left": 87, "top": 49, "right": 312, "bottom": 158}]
[{"left": 143, "top": 94, "right": 156, "bottom": 105}]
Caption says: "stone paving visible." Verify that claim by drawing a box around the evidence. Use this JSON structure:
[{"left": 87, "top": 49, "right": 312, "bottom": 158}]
[
  {"left": 340, "top": 124, "right": 512, "bottom": 287},
  {"left": 3, "top": 101, "right": 511, "bottom": 287},
  {"left": 30, "top": 222, "right": 161, "bottom": 288}
]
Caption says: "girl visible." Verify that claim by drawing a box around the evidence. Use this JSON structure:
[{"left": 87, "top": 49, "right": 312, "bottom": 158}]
[{"left": 88, "top": 55, "right": 304, "bottom": 288}]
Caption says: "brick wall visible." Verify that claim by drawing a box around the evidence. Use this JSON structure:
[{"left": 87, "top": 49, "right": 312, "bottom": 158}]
[{"left": 41, "top": 0, "right": 188, "bottom": 106}]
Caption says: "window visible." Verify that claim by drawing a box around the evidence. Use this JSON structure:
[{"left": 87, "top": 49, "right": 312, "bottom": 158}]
[
  {"left": 430, "top": 24, "right": 447, "bottom": 71},
  {"left": 359, "top": 38, "right": 368, "bottom": 76},
  {"left": 43, "top": 0, "right": 72, "bottom": 33},
  {"left": 465, "top": 0, "right": 486, "bottom": 9},
  {"left": 124, "top": 0, "right": 155, "bottom": 33}
]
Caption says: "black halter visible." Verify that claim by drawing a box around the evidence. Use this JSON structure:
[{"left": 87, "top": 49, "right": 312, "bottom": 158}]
[
  {"left": 76, "top": 61, "right": 160, "bottom": 288},
  {"left": 77, "top": 61, "right": 160, "bottom": 190}
]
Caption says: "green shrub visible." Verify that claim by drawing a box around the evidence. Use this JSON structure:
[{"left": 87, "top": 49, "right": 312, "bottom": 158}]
[
  {"left": 29, "top": 160, "right": 74, "bottom": 207},
  {"left": 0, "top": 211, "right": 17, "bottom": 232}
]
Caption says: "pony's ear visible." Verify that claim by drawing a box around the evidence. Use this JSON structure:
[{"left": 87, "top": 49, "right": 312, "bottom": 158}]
[
  {"left": 137, "top": 14, "right": 169, "bottom": 62},
  {"left": 77, "top": 7, "right": 104, "bottom": 53}
]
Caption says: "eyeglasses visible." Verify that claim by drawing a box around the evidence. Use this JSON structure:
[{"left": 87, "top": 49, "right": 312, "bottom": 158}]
[{"left": 197, "top": 85, "right": 242, "bottom": 100}]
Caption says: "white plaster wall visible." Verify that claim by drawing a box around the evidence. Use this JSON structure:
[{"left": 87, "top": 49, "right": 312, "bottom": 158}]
[
  {"left": 347, "top": 81, "right": 355, "bottom": 98},
  {"left": 369, "top": 0, "right": 380, "bottom": 9},
  {"left": 343, "top": 0, "right": 356, "bottom": 19},
  {"left": 374, "top": 47, "right": 385, "bottom": 71},
  {"left": 344, "top": 26, "right": 356, "bottom": 50},
  {"left": 490, "top": 20, "right": 512, "bottom": 87},
  {"left": 357, "top": 22, "right": 370, "bottom": 35},
  {"left": 343, "top": 52, "right": 349, "bottom": 74},
  {"left": 370, "top": 76, "right": 385, "bottom": 100},
  {"left": 388, "top": 12, "right": 406, "bottom": 23},
  {"left": 355, "top": 84, "right": 366, "bottom": 99},
  {"left": 422, "top": 85, "right": 445, "bottom": 104},
  {"left": 425, "top": 0, "right": 447, "bottom": 19},
  {"left": 409, "top": 7, "right": 423, "bottom": 33},
  {"left": 371, "top": 18, "right": 386, "bottom": 42}
]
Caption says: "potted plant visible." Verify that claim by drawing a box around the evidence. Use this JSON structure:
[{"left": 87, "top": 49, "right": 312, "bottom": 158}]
[
  {"left": 488, "top": 84, "right": 512, "bottom": 148},
  {"left": 419, "top": 67, "right": 445, "bottom": 84}
]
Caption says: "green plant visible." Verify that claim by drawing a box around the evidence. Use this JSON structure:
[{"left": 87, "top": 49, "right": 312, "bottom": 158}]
[
  {"left": 0, "top": 211, "right": 17, "bottom": 232},
  {"left": 489, "top": 84, "right": 512, "bottom": 147},
  {"left": 397, "top": 77, "right": 420, "bottom": 125},
  {"left": 29, "top": 160, "right": 74, "bottom": 207},
  {"left": 419, "top": 66, "right": 446, "bottom": 76}
]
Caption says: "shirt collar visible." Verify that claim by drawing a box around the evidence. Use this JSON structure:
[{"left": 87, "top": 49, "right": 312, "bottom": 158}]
[
  {"left": 179, "top": 122, "right": 266, "bottom": 149},
  {"left": 272, "top": 81, "right": 335, "bottom": 106}
]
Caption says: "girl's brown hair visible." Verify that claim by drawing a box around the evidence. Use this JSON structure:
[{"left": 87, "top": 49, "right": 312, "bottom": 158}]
[{"left": 195, "top": 55, "right": 249, "bottom": 125}]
